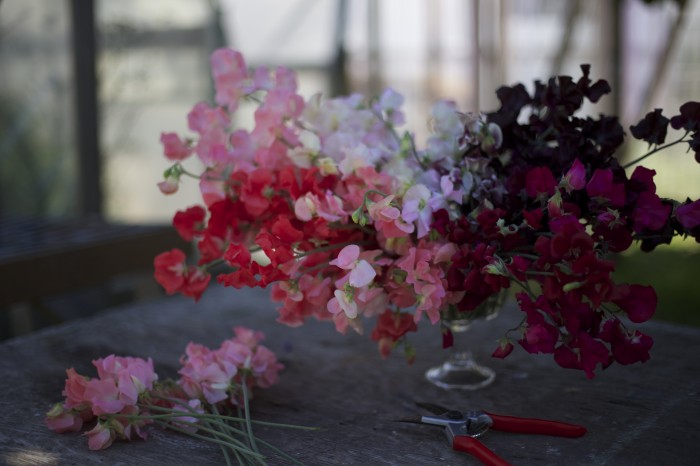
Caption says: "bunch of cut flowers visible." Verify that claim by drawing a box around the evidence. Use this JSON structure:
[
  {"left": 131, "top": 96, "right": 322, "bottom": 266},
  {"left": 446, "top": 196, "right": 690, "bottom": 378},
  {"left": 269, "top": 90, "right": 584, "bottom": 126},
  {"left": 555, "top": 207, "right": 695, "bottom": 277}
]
[
  {"left": 155, "top": 48, "right": 700, "bottom": 378},
  {"left": 46, "top": 327, "right": 312, "bottom": 465}
]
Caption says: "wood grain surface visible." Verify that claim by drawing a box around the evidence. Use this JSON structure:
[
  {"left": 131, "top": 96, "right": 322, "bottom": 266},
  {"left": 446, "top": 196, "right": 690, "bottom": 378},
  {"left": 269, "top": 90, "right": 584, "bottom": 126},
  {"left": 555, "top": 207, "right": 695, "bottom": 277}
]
[{"left": 1, "top": 285, "right": 699, "bottom": 465}]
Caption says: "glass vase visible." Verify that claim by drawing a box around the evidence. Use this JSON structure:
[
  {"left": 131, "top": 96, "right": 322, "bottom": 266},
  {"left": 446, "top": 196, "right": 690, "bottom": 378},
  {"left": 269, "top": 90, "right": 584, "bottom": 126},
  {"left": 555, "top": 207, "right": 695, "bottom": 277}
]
[{"left": 425, "top": 291, "right": 506, "bottom": 390}]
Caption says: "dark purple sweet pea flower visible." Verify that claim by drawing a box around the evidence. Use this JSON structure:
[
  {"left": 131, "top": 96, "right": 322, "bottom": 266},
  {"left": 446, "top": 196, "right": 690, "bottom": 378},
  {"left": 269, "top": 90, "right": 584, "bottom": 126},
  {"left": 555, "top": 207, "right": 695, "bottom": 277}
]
[{"left": 675, "top": 199, "right": 700, "bottom": 229}]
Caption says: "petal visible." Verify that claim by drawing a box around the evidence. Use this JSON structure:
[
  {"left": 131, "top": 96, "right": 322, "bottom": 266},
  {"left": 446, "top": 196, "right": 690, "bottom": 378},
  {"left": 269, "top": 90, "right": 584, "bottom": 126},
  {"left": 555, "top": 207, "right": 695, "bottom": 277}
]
[{"left": 349, "top": 260, "right": 376, "bottom": 288}]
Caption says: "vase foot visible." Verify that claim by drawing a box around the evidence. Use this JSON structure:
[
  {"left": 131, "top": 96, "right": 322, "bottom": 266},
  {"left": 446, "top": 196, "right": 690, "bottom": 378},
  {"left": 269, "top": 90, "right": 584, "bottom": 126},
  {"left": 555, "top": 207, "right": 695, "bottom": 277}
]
[{"left": 425, "top": 359, "right": 495, "bottom": 390}]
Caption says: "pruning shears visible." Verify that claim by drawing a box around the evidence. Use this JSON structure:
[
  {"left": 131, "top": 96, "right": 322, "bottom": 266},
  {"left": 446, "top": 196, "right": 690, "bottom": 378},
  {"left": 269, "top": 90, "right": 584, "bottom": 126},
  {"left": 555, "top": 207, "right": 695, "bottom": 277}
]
[{"left": 402, "top": 402, "right": 587, "bottom": 466}]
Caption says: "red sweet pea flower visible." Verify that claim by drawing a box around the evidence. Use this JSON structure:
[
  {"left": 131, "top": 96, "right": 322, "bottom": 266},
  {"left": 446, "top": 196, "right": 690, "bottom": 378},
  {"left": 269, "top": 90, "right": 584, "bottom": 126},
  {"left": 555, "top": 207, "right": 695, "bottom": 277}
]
[
  {"left": 154, "top": 249, "right": 211, "bottom": 301},
  {"left": 240, "top": 168, "right": 274, "bottom": 217},
  {"left": 525, "top": 166, "right": 557, "bottom": 200},
  {"left": 224, "top": 243, "right": 252, "bottom": 268},
  {"left": 371, "top": 310, "right": 418, "bottom": 359},
  {"left": 197, "top": 233, "right": 225, "bottom": 264},
  {"left": 173, "top": 206, "right": 207, "bottom": 241},
  {"left": 270, "top": 216, "right": 304, "bottom": 244},
  {"left": 217, "top": 269, "right": 258, "bottom": 289},
  {"left": 154, "top": 249, "right": 187, "bottom": 294}
]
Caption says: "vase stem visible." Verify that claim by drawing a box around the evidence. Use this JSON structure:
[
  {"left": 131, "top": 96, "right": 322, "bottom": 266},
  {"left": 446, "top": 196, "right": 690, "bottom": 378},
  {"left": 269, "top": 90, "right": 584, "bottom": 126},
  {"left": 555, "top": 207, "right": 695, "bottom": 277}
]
[{"left": 425, "top": 292, "right": 505, "bottom": 390}]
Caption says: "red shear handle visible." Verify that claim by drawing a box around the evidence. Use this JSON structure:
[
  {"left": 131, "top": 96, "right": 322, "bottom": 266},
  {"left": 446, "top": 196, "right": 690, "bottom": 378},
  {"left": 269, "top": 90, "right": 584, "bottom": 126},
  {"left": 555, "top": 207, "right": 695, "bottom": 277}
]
[
  {"left": 485, "top": 412, "right": 587, "bottom": 438},
  {"left": 452, "top": 435, "right": 512, "bottom": 466}
]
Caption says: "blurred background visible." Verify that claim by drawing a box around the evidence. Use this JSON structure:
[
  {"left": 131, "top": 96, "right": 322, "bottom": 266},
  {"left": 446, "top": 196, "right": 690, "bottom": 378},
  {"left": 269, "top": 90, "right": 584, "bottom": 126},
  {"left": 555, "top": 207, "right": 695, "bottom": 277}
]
[{"left": 1, "top": 0, "right": 699, "bottom": 338}]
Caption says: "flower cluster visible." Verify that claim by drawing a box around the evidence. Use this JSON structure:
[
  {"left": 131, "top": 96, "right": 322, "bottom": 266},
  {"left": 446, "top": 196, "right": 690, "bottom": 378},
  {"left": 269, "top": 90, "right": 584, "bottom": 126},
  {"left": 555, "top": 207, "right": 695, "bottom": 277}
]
[
  {"left": 155, "top": 48, "right": 700, "bottom": 378},
  {"left": 46, "top": 327, "right": 285, "bottom": 455}
]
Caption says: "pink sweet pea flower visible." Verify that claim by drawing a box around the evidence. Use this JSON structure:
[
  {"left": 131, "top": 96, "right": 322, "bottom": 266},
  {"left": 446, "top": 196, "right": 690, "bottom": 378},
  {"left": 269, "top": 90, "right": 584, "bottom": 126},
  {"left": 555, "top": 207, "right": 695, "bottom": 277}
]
[
  {"left": 330, "top": 245, "right": 376, "bottom": 288},
  {"left": 84, "top": 378, "right": 124, "bottom": 415},
  {"left": 160, "top": 132, "right": 192, "bottom": 161},
  {"left": 178, "top": 342, "right": 234, "bottom": 404},
  {"left": 210, "top": 48, "right": 249, "bottom": 112},
  {"left": 63, "top": 368, "right": 90, "bottom": 410}
]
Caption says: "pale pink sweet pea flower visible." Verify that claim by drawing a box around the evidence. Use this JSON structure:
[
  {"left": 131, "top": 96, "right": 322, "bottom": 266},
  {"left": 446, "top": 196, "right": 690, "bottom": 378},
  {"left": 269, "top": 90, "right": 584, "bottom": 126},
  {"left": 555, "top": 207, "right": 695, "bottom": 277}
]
[
  {"left": 178, "top": 343, "right": 234, "bottom": 404},
  {"left": 85, "top": 422, "right": 115, "bottom": 450},
  {"left": 157, "top": 177, "right": 179, "bottom": 195},
  {"left": 171, "top": 399, "right": 204, "bottom": 433},
  {"left": 368, "top": 195, "right": 414, "bottom": 238},
  {"left": 249, "top": 346, "right": 284, "bottom": 388},
  {"left": 233, "top": 326, "right": 265, "bottom": 347},
  {"left": 330, "top": 245, "right": 376, "bottom": 287},
  {"left": 93, "top": 356, "right": 157, "bottom": 398},
  {"left": 329, "top": 289, "right": 359, "bottom": 319},
  {"left": 187, "top": 101, "right": 230, "bottom": 135},
  {"left": 45, "top": 403, "right": 84, "bottom": 433},
  {"left": 199, "top": 176, "right": 227, "bottom": 207}
]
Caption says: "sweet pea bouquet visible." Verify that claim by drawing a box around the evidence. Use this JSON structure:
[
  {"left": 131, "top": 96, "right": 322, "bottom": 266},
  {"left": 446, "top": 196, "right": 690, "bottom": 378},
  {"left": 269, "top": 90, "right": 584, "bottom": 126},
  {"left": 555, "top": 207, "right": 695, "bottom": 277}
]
[
  {"left": 155, "top": 48, "right": 700, "bottom": 378},
  {"left": 45, "top": 327, "right": 309, "bottom": 465}
]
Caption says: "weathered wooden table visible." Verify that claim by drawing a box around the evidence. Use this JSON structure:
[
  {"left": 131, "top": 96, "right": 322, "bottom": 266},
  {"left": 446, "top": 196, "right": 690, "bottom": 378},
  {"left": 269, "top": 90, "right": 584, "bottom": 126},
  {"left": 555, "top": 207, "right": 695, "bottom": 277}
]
[{"left": 1, "top": 285, "right": 699, "bottom": 465}]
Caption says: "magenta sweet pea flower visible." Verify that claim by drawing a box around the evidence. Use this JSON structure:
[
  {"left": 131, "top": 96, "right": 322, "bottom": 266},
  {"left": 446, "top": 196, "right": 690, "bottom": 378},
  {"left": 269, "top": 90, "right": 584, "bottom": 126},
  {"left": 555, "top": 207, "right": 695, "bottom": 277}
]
[
  {"left": 632, "top": 192, "right": 671, "bottom": 232},
  {"left": 586, "top": 168, "right": 625, "bottom": 207},
  {"left": 560, "top": 159, "right": 587, "bottom": 192}
]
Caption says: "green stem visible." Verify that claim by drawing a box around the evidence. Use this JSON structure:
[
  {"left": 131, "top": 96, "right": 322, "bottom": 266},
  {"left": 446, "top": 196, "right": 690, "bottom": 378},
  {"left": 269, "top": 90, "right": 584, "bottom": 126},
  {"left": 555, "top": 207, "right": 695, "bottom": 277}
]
[
  {"left": 524, "top": 270, "right": 555, "bottom": 277},
  {"left": 211, "top": 405, "right": 234, "bottom": 466},
  {"left": 621, "top": 132, "right": 690, "bottom": 169},
  {"left": 152, "top": 419, "right": 264, "bottom": 459},
  {"left": 241, "top": 377, "right": 260, "bottom": 455},
  {"left": 141, "top": 403, "right": 319, "bottom": 431}
]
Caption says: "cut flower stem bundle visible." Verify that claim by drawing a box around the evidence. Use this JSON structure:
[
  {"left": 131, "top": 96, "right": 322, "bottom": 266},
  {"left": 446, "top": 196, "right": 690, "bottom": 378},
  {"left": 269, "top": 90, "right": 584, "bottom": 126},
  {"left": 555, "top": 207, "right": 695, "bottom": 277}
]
[{"left": 46, "top": 328, "right": 315, "bottom": 465}]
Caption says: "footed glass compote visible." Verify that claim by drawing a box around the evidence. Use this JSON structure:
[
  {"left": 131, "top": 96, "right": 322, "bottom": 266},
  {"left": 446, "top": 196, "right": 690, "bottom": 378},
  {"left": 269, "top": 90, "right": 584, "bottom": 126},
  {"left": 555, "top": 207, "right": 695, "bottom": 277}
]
[{"left": 426, "top": 291, "right": 506, "bottom": 390}]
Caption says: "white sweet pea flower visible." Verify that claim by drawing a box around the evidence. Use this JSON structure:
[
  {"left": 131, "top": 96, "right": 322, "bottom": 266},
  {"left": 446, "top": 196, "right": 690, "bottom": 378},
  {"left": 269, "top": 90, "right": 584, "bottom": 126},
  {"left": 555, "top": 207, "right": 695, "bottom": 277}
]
[{"left": 288, "top": 130, "right": 321, "bottom": 168}]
